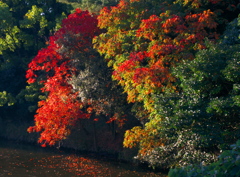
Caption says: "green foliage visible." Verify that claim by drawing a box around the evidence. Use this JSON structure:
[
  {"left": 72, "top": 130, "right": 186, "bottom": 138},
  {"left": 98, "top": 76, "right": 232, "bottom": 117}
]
[
  {"left": 58, "top": 0, "right": 119, "bottom": 13},
  {"left": 168, "top": 139, "right": 240, "bottom": 177},
  {"left": 16, "top": 82, "right": 45, "bottom": 112},
  {"left": 0, "top": 0, "right": 71, "bottom": 120},
  {"left": 19, "top": 5, "right": 49, "bottom": 50},
  {"left": 0, "top": 91, "right": 15, "bottom": 106},
  {"left": 0, "top": 2, "right": 20, "bottom": 54}
]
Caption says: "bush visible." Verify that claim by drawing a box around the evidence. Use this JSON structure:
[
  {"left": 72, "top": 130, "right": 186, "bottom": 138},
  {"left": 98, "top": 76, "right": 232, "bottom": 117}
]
[{"left": 168, "top": 139, "right": 240, "bottom": 177}]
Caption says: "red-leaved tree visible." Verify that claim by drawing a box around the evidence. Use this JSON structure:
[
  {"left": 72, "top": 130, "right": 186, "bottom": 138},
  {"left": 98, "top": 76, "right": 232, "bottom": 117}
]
[{"left": 26, "top": 9, "right": 100, "bottom": 147}]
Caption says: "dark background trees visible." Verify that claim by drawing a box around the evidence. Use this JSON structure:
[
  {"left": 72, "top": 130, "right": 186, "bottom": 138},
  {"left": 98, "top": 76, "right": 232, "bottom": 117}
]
[{"left": 0, "top": 0, "right": 71, "bottom": 121}]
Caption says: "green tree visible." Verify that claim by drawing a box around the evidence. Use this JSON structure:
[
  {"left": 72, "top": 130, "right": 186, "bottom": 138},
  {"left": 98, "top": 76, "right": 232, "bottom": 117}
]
[{"left": 0, "top": 0, "right": 71, "bottom": 120}]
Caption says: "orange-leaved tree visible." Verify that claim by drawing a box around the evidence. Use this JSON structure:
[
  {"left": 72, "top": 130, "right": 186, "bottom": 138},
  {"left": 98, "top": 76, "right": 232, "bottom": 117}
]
[
  {"left": 93, "top": 0, "right": 225, "bottom": 113},
  {"left": 26, "top": 9, "right": 100, "bottom": 147},
  {"left": 94, "top": 0, "right": 240, "bottom": 168}
]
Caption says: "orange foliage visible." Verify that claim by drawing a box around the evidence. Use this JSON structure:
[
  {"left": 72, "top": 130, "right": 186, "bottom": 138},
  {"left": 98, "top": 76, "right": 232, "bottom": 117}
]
[{"left": 94, "top": 0, "right": 222, "bottom": 112}]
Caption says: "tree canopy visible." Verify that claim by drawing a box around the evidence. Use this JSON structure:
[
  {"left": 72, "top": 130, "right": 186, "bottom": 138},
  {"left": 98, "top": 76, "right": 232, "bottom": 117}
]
[{"left": 1, "top": 0, "right": 239, "bottom": 173}]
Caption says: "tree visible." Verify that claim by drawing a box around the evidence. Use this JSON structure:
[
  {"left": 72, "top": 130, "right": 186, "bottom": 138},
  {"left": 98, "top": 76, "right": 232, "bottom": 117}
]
[
  {"left": 26, "top": 8, "right": 129, "bottom": 147},
  {"left": 93, "top": 0, "right": 233, "bottom": 114},
  {"left": 124, "top": 17, "right": 240, "bottom": 167},
  {"left": 0, "top": 0, "right": 71, "bottom": 120},
  {"left": 26, "top": 9, "right": 99, "bottom": 146},
  {"left": 93, "top": 0, "right": 240, "bottom": 168}
]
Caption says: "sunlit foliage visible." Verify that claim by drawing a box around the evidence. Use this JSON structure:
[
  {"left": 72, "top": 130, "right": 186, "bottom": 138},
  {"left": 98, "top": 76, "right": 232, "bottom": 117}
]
[
  {"left": 22, "top": 0, "right": 240, "bottom": 170},
  {"left": 93, "top": 0, "right": 240, "bottom": 168},
  {"left": 26, "top": 9, "right": 99, "bottom": 146},
  {"left": 124, "top": 26, "right": 240, "bottom": 168}
]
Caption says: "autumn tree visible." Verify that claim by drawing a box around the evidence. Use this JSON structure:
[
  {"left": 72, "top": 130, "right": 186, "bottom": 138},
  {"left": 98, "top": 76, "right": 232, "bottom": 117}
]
[
  {"left": 26, "top": 9, "right": 97, "bottom": 146},
  {"left": 94, "top": 0, "right": 240, "bottom": 168},
  {"left": 26, "top": 8, "right": 130, "bottom": 147},
  {"left": 125, "top": 16, "right": 240, "bottom": 169}
]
